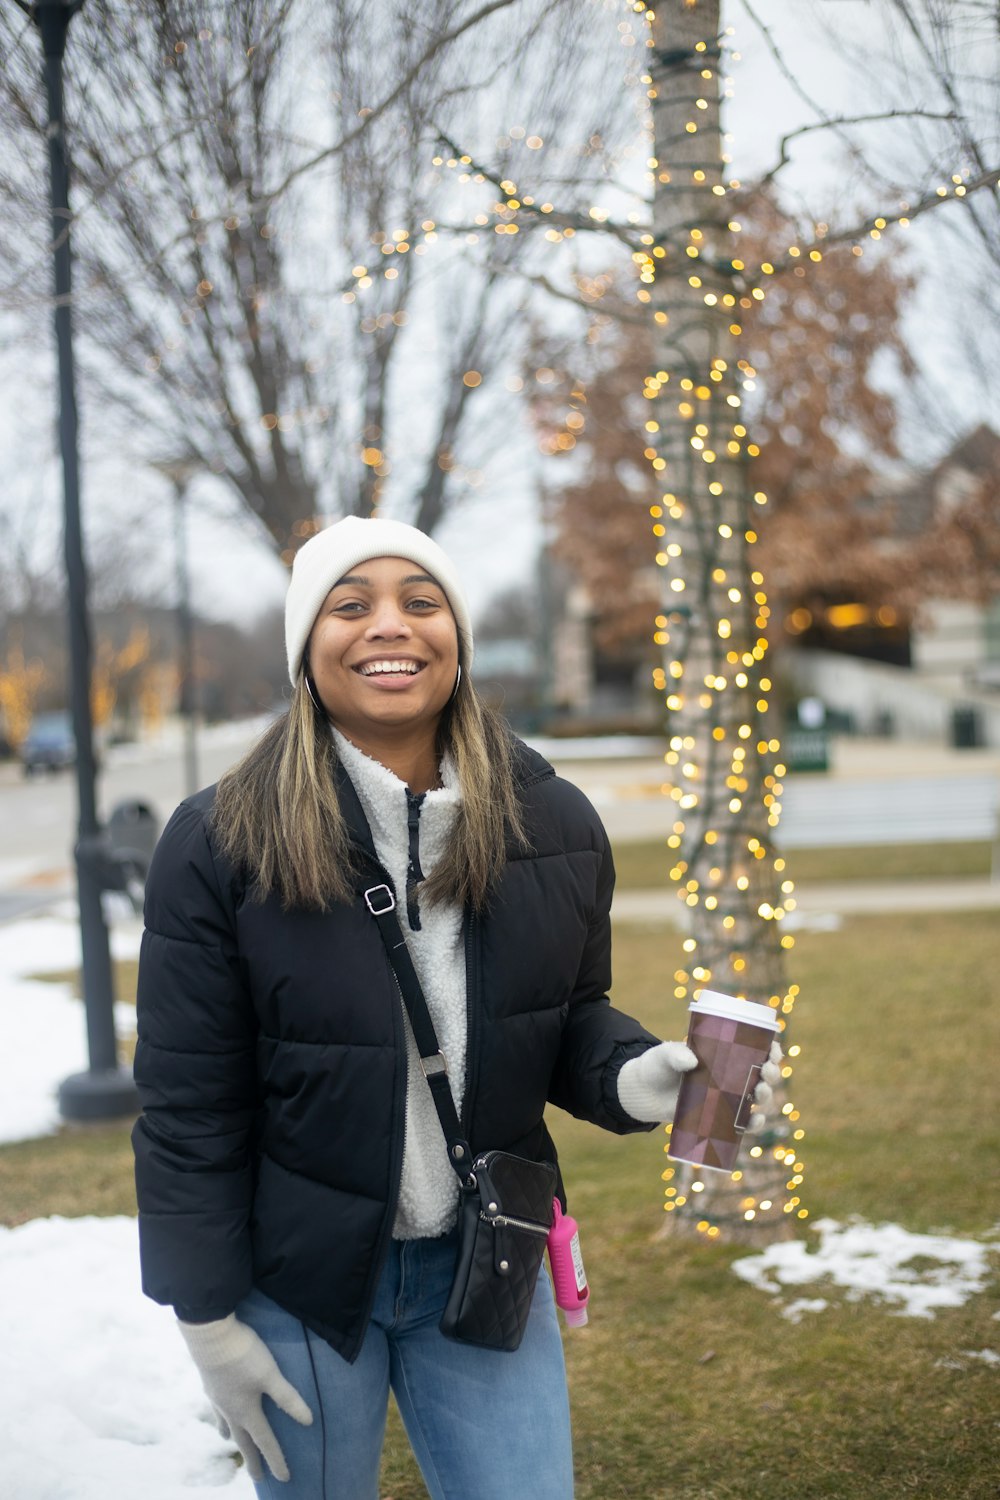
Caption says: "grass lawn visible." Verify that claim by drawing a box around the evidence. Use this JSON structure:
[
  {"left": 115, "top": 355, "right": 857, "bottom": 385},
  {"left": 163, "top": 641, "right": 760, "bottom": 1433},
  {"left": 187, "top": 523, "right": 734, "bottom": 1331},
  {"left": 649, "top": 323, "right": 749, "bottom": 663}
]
[
  {"left": 4, "top": 912, "right": 998, "bottom": 1498},
  {"left": 611, "top": 838, "right": 993, "bottom": 890}
]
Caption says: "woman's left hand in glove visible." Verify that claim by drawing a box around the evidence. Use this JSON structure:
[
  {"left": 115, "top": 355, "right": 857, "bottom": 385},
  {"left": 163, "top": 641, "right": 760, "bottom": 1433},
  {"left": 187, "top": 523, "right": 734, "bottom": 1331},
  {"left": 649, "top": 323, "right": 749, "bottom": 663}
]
[
  {"left": 616, "top": 1038, "right": 783, "bottom": 1125},
  {"left": 745, "top": 1039, "right": 784, "bottom": 1133}
]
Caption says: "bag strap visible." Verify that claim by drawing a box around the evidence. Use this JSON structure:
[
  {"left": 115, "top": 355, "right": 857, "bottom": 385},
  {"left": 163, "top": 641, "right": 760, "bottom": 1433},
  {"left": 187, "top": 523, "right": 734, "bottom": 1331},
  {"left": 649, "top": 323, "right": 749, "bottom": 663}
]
[{"left": 361, "top": 878, "right": 475, "bottom": 1183}]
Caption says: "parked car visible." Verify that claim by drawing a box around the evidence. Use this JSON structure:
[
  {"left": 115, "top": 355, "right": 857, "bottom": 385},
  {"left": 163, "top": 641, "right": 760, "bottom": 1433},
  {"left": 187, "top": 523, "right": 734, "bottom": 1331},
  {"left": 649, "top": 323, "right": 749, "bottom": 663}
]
[{"left": 20, "top": 712, "right": 76, "bottom": 776}]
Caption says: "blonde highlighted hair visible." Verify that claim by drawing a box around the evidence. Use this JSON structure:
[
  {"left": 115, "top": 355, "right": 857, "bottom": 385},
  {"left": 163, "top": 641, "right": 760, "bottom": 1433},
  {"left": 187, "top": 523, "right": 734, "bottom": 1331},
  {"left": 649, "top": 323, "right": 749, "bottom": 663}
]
[{"left": 211, "top": 671, "right": 527, "bottom": 912}]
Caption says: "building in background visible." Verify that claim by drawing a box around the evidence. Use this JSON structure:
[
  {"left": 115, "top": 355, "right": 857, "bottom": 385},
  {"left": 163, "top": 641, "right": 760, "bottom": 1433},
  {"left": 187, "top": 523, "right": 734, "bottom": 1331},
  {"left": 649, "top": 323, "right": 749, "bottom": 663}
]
[{"left": 784, "top": 425, "right": 1000, "bottom": 746}]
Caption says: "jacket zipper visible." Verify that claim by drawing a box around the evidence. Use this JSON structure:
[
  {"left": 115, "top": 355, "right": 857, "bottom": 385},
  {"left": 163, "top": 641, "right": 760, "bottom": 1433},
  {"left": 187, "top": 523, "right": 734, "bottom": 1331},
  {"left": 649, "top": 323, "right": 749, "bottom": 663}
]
[
  {"left": 480, "top": 1210, "right": 550, "bottom": 1237},
  {"left": 403, "top": 788, "right": 426, "bottom": 931}
]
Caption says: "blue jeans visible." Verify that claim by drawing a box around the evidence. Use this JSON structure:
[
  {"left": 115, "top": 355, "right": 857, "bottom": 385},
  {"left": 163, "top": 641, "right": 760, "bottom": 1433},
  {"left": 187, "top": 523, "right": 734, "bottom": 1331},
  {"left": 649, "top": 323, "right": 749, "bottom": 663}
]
[{"left": 237, "top": 1232, "right": 574, "bottom": 1499}]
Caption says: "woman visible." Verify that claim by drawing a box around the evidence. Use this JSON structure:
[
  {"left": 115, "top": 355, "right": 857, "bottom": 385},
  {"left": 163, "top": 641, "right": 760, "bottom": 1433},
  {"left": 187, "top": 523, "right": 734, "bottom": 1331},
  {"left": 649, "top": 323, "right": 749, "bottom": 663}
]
[{"left": 133, "top": 516, "right": 778, "bottom": 1498}]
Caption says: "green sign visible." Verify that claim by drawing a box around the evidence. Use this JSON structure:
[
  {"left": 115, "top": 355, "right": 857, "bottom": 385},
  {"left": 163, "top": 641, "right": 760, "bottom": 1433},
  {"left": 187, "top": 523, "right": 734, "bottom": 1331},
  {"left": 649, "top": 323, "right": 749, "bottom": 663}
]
[{"left": 784, "top": 728, "right": 829, "bottom": 773}]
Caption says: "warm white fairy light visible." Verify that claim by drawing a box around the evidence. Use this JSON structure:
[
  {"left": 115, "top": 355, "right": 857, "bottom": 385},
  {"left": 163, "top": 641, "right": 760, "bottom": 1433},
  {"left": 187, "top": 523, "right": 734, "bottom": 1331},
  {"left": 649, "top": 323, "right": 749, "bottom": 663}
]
[{"left": 627, "top": 1, "right": 818, "bottom": 1236}]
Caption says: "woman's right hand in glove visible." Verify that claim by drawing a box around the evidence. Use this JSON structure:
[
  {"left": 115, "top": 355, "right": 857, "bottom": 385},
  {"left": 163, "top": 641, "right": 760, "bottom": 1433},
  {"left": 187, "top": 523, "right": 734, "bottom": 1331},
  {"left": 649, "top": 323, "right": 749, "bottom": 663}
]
[{"left": 178, "top": 1312, "right": 313, "bottom": 1482}]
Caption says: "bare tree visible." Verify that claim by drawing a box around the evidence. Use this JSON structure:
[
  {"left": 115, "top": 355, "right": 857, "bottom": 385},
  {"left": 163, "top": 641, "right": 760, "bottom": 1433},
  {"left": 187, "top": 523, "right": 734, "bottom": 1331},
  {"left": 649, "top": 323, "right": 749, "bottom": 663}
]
[
  {"left": 0, "top": 0, "right": 648, "bottom": 557},
  {"left": 739, "top": 0, "right": 1000, "bottom": 444}
]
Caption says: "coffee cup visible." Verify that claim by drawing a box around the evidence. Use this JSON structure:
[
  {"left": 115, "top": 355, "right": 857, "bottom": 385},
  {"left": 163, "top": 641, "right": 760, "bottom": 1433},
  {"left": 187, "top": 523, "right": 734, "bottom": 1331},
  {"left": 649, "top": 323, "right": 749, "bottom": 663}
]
[{"left": 667, "top": 989, "right": 780, "bottom": 1172}]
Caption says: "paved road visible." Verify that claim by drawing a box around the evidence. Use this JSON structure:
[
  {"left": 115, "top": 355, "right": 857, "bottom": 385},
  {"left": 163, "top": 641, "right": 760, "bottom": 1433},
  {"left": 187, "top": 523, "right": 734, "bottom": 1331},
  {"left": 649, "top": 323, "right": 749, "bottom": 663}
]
[
  {"left": 1, "top": 725, "right": 997, "bottom": 923},
  {"left": 0, "top": 720, "right": 267, "bottom": 923},
  {"left": 0, "top": 720, "right": 265, "bottom": 875},
  {"left": 552, "top": 740, "right": 1000, "bottom": 847}
]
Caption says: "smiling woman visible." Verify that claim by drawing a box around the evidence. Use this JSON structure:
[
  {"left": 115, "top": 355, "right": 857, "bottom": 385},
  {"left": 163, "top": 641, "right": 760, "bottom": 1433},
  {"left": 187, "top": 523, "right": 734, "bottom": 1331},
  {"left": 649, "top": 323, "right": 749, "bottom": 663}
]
[{"left": 130, "top": 515, "right": 774, "bottom": 1500}]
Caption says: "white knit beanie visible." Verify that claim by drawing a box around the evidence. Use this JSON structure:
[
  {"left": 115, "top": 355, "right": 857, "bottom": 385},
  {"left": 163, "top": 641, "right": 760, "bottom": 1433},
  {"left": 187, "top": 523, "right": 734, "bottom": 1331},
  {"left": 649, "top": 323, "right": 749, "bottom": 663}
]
[{"left": 285, "top": 515, "right": 474, "bottom": 685}]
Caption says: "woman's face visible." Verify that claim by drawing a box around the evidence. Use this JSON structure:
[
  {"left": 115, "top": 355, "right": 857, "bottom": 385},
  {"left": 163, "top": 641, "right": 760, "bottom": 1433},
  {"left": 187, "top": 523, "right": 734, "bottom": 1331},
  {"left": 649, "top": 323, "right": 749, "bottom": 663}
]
[{"left": 306, "top": 555, "right": 460, "bottom": 743}]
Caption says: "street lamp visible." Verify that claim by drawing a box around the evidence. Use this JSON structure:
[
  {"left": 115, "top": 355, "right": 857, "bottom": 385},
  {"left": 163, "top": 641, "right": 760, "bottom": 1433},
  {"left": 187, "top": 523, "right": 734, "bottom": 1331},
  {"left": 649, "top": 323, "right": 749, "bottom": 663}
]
[{"left": 24, "top": 0, "right": 138, "bottom": 1119}]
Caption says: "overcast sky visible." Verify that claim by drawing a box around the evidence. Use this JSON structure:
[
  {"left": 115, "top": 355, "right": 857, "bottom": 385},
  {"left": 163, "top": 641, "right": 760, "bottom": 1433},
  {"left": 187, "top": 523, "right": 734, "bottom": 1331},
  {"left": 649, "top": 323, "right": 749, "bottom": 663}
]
[
  {"left": 198, "top": 0, "right": 995, "bottom": 626},
  {"left": 4, "top": 0, "right": 996, "bottom": 629}
]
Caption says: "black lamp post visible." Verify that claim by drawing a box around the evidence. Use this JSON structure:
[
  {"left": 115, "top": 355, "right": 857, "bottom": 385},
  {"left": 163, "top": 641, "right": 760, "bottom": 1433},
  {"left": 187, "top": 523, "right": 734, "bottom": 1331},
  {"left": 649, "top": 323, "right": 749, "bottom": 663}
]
[{"left": 26, "top": 0, "right": 138, "bottom": 1119}]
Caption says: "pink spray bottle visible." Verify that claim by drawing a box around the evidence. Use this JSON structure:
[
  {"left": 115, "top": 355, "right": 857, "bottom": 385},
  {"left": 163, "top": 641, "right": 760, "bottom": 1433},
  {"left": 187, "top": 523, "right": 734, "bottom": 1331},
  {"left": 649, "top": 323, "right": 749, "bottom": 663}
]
[{"left": 547, "top": 1199, "right": 590, "bottom": 1327}]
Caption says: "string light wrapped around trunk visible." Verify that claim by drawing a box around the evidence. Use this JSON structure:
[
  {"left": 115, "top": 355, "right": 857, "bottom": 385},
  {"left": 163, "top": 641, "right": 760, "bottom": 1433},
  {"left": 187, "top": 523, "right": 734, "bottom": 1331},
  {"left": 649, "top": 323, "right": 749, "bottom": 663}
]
[{"left": 644, "top": 0, "right": 807, "bottom": 1244}]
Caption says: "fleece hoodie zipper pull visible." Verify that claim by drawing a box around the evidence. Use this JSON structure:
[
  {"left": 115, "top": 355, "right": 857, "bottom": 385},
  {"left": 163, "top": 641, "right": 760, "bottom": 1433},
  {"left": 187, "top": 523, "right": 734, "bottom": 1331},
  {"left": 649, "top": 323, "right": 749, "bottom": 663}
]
[{"left": 404, "top": 788, "right": 426, "bottom": 931}]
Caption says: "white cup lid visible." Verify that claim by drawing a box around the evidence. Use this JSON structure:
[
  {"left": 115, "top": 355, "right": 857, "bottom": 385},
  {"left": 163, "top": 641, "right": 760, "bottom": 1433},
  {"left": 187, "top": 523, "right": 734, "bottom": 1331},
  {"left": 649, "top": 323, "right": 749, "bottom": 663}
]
[{"left": 689, "top": 988, "right": 779, "bottom": 1029}]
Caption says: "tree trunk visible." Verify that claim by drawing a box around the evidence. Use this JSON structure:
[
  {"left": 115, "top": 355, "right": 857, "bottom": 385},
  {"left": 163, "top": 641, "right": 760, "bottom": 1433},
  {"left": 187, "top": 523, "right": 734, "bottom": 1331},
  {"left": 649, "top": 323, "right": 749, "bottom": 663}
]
[{"left": 648, "top": 0, "right": 804, "bottom": 1243}]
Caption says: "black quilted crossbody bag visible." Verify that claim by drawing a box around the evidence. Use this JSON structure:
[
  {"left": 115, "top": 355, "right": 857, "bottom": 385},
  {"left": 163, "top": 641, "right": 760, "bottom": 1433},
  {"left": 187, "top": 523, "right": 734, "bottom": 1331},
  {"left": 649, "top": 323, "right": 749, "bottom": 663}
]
[
  {"left": 362, "top": 879, "right": 556, "bottom": 1352},
  {"left": 443, "top": 1146, "right": 557, "bottom": 1350}
]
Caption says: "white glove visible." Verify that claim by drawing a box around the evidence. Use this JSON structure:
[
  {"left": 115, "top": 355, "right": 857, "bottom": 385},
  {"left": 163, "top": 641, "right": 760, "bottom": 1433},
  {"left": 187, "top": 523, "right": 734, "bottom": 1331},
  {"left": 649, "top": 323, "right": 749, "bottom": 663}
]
[
  {"left": 178, "top": 1313, "right": 313, "bottom": 1482},
  {"left": 617, "top": 1039, "right": 783, "bottom": 1126},
  {"left": 749, "top": 1040, "right": 784, "bottom": 1129},
  {"left": 616, "top": 1040, "right": 698, "bottom": 1123}
]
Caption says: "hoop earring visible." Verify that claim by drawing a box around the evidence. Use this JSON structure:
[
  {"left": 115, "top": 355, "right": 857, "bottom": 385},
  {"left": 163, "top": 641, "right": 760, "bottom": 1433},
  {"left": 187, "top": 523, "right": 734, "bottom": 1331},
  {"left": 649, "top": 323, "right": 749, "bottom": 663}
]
[
  {"left": 303, "top": 674, "right": 323, "bottom": 713},
  {"left": 450, "top": 664, "right": 462, "bottom": 703}
]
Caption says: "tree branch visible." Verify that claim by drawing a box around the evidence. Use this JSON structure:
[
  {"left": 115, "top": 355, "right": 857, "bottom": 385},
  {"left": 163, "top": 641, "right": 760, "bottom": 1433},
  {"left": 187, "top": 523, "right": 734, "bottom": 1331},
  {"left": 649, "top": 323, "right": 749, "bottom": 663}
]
[
  {"left": 482, "top": 259, "right": 649, "bottom": 324},
  {"left": 0, "top": 0, "right": 534, "bottom": 297},
  {"left": 254, "top": 0, "right": 524, "bottom": 205},
  {"left": 432, "top": 127, "right": 644, "bottom": 252},
  {"left": 752, "top": 108, "right": 958, "bottom": 191},
  {"left": 738, "top": 0, "right": 911, "bottom": 194},
  {"left": 754, "top": 163, "right": 1000, "bottom": 277}
]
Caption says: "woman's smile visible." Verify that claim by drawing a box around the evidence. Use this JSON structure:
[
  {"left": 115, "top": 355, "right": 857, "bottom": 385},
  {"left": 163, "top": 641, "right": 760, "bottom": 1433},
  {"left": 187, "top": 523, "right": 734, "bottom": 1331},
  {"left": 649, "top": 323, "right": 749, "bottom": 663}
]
[{"left": 354, "top": 655, "right": 426, "bottom": 682}]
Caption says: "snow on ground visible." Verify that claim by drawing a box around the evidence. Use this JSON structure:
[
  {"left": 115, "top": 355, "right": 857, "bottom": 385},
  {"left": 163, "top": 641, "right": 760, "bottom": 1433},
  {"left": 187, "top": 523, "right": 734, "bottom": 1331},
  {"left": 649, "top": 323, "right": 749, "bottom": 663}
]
[
  {"left": 2, "top": 896, "right": 996, "bottom": 1492},
  {"left": 0, "top": 1215, "right": 252, "bottom": 1499},
  {"left": 732, "top": 1216, "right": 999, "bottom": 1319},
  {"left": 0, "top": 911, "right": 141, "bottom": 1144},
  {"left": 1, "top": 1211, "right": 996, "bottom": 1499}
]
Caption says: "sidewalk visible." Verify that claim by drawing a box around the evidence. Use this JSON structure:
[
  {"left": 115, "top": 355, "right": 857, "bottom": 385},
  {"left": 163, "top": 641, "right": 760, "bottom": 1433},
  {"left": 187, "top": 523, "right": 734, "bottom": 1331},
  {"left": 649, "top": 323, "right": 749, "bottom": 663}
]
[
  {"left": 545, "top": 734, "right": 1000, "bottom": 782},
  {"left": 612, "top": 876, "right": 1000, "bottom": 926},
  {"left": 545, "top": 736, "right": 1000, "bottom": 847}
]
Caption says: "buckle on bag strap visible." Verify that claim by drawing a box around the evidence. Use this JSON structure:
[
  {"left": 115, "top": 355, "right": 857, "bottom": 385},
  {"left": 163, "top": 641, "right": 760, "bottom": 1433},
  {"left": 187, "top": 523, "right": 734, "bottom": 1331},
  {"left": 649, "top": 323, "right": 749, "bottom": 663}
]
[
  {"left": 420, "top": 1051, "right": 449, "bottom": 1078},
  {"left": 364, "top": 884, "right": 396, "bottom": 915}
]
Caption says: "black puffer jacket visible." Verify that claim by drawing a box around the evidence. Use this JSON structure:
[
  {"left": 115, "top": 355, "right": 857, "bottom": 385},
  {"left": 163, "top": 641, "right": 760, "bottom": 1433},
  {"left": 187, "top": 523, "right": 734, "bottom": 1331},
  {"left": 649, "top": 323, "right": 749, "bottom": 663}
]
[{"left": 132, "top": 741, "right": 658, "bottom": 1362}]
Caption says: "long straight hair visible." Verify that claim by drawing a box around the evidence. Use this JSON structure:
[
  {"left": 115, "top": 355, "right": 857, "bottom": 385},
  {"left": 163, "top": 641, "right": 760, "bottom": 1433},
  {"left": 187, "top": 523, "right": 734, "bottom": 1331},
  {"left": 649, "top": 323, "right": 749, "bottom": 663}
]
[{"left": 211, "top": 669, "right": 527, "bottom": 913}]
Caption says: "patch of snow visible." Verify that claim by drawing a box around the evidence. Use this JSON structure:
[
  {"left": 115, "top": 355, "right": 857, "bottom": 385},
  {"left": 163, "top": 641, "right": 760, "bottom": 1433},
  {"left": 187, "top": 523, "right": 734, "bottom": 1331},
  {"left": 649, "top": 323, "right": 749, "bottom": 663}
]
[
  {"left": 0, "top": 1216, "right": 252, "bottom": 1499},
  {"left": 781, "top": 1297, "right": 829, "bottom": 1323},
  {"left": 935, "top": 1349, "right": 1000, "bottom": 1371},
  {"left": 0, "top": 912, "right": 142, "bottom": 1143},
  {"left": 733, "top": 1217, "right": 996, "bottom": 1319},
  {"left": 1, "top": 972, "right": 90, "bottom": 1142},
  {"left": 0, "top": 911, "right": 142, "bottom": 974}
]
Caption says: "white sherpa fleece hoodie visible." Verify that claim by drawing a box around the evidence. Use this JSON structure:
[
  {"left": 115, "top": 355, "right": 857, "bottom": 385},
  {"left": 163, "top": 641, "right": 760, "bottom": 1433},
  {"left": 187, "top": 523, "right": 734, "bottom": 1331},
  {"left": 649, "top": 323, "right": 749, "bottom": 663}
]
[{"left": 332, "top": 729, "right": 465, "bottom": 1239}]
